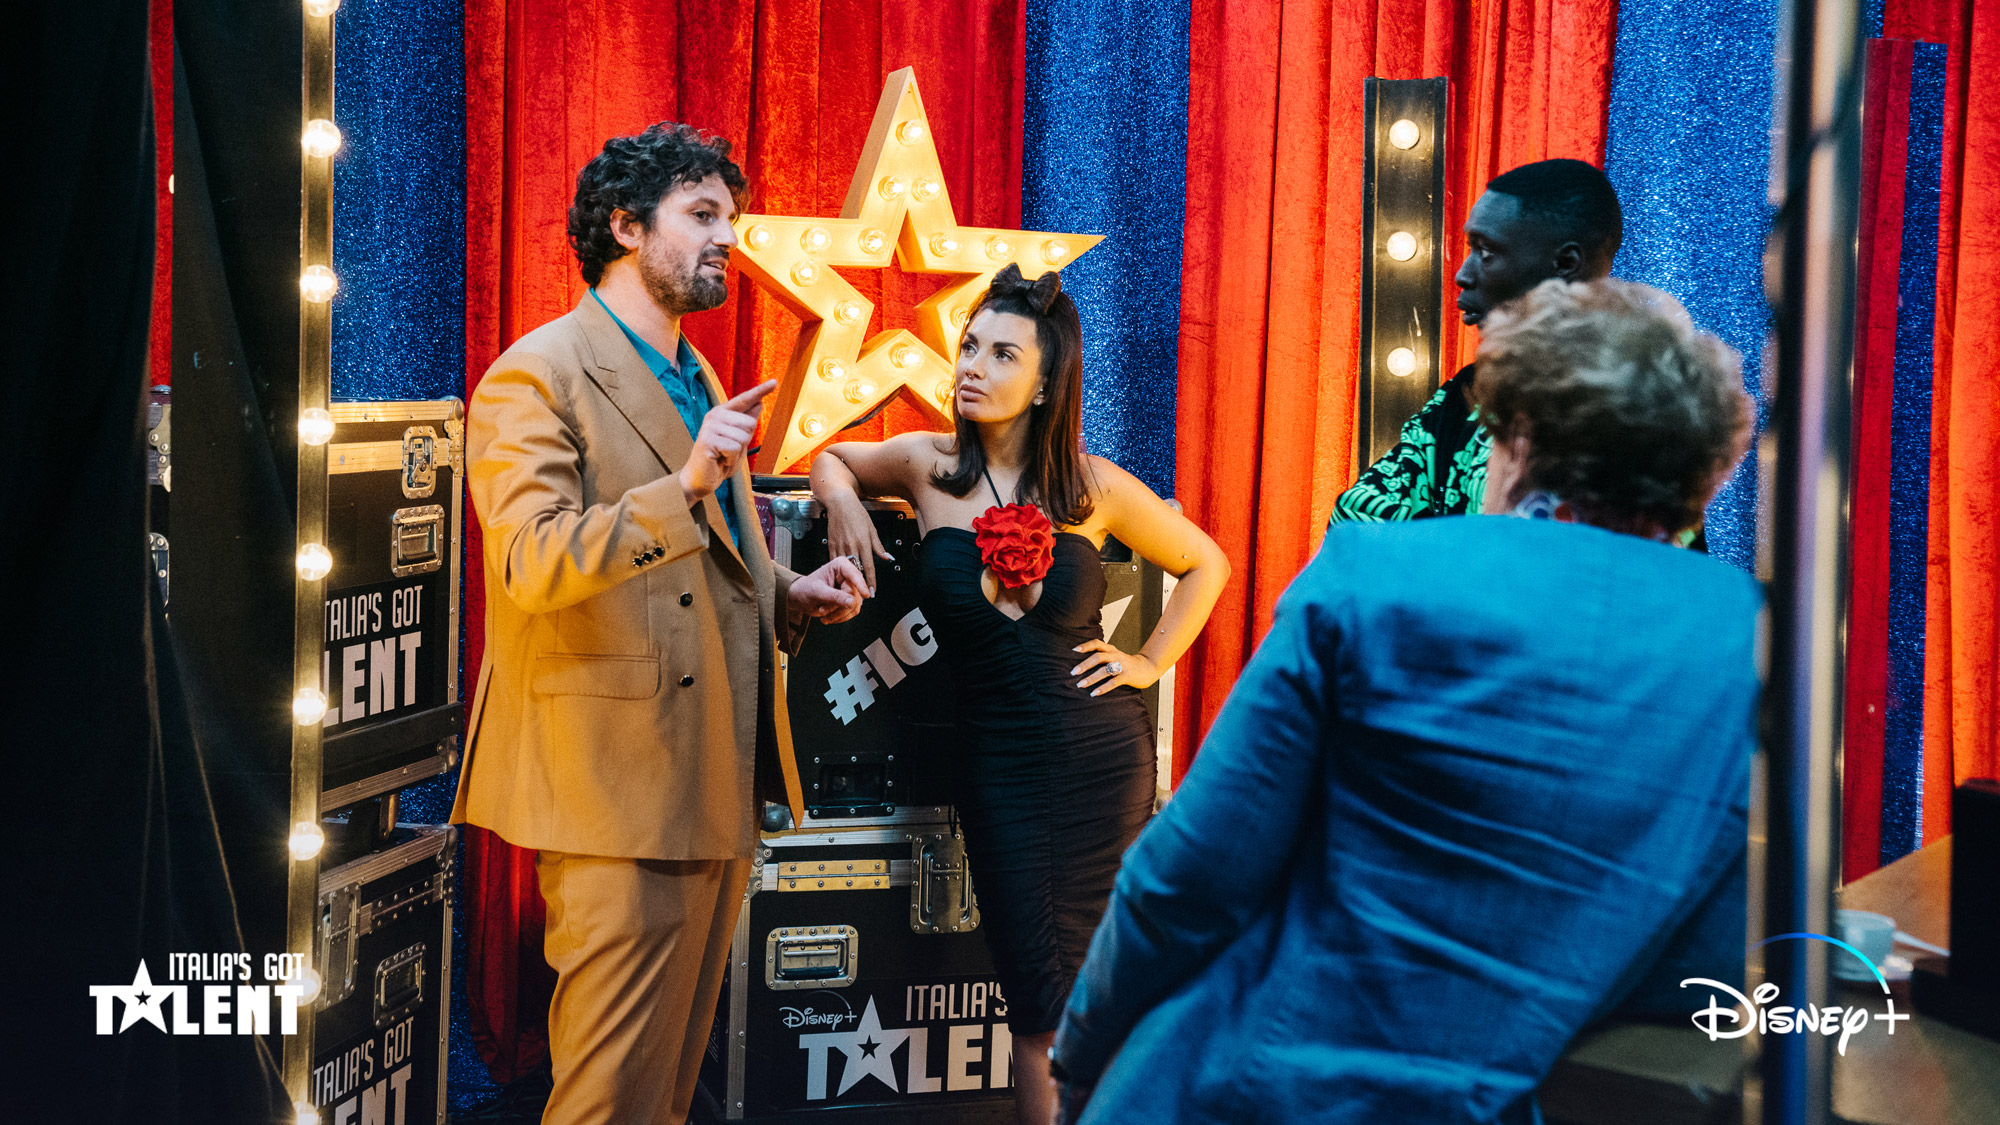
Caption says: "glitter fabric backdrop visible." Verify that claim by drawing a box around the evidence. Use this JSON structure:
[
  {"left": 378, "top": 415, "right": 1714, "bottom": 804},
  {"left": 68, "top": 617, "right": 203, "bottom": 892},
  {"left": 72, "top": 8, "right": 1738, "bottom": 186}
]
[
  {"left": 328, "top": 0, "right": 495, "bottom": 1111},
  {"left": 331, "top": 0, "right": 466, "bottom": 404},
  {"left": 1023, "top": 0, "right": 1193, "bottom": 497},
  {"left": 1881, "top": 41, "right": 1945, "bottom": 862},
  {"left": 1603, "top": 0, "right": 1781, "bottom": 573}
]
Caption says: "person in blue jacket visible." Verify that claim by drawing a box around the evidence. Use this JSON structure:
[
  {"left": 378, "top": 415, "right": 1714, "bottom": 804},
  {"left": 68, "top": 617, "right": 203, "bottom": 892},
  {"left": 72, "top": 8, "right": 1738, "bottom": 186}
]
[{"left": 1050, "top": 278, "right": 1760, "bottom": 1124}]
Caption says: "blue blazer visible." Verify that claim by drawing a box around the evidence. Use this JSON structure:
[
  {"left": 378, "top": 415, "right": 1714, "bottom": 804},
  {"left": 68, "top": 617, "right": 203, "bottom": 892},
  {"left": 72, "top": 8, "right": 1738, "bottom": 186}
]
[{"left": 1054, "top": 516, "right": 1762, "bottom": 1124}]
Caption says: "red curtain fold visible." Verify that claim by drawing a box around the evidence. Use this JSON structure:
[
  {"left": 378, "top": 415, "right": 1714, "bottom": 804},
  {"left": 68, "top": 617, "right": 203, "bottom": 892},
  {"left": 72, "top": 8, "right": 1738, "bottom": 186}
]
[
  {"left": 460, "top": 0, "right": 1025, "bottom": 1082},
  {"left": 1882, "top": 0, "right": 2000, "bottom": 841},
  {"left": 1843, "top": 40, "right": 1916, "bottom": 881},
  {"left": 1171, "top": 0, "right": 1615, "bottom": 780}
]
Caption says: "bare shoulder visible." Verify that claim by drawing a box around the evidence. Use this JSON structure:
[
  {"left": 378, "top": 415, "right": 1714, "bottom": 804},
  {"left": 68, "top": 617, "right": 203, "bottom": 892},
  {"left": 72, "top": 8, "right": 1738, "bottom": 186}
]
[{"left": 1084, "top": 453, "right": 1151, "bottom": 508}]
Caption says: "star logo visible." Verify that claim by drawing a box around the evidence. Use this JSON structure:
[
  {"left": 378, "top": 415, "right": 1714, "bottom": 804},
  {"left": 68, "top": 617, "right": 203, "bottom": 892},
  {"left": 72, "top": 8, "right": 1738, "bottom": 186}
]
[
  {"left": 732, "top": 67, "right": 1102, "bottom": 472},
  {"left": 89, "top": 960, "right": 173, "bottom": 1034},
  {"left": 799, "top": 996, "right": 910, "bottom": 1098}
]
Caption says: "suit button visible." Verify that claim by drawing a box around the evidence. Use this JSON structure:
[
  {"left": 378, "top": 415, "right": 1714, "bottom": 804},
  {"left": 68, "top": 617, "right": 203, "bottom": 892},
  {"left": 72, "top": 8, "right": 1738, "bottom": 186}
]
[
  {"left": 680, "top": 592, "right": 694, "bottom": 607},
  {"left": 680, "top": 675, "right": 696, "bottom": 687}
]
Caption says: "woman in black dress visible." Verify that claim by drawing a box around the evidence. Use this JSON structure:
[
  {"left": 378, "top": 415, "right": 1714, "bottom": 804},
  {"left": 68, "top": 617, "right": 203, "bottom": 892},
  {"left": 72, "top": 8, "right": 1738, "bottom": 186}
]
[{"left": 809, "top": 265, "right": 1228, "bottom": 1124}]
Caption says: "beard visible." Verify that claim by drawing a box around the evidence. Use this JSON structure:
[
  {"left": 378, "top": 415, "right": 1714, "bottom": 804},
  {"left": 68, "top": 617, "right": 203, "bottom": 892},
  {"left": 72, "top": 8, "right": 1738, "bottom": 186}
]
[{"left": 639, "top": 243, "right": 729, "bottom": 315}]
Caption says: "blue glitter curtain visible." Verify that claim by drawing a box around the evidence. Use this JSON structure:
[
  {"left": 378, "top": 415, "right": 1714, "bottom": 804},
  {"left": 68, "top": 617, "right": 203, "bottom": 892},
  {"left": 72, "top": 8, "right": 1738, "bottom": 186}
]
[
  {"left": 1603, "top": 0, "right": 1782, "bottom": 572},
  {"left": 331, "top": 1, "right": 494, "bottom": 1111},
  {"left": 1880, "top": 41, "right": 1945, "bottom": 863},
  {"left": 1022, "top": 0, "right": 1193, "bottom": 497},
  {"left": 332, "top": 0, "right": 466, "bottom": 403}
]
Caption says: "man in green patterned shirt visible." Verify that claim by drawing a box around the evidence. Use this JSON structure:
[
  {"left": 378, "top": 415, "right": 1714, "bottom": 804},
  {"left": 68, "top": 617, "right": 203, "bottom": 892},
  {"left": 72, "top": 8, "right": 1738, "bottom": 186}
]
[{"left": 1332, "top": 160, "right": 1625, "bottom": 524}]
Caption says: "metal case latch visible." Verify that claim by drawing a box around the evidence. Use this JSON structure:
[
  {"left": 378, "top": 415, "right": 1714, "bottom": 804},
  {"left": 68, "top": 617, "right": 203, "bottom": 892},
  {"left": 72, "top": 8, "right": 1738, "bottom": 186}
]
[
  {"left": 372, "top": 942, "right": 427, "bottom": 1028},
  {"left": 401, "top": 426, "right": 440, "bottom": 498},
  {"left": 765, "top": 925, "right": 859, "bottom": 990},
  {"left": 316, "top": 883, "right": 361, "bottom": 1009},
  {"left": 390, "top": 505, "right": 445, "bottom": 576},
  {"left": 910, "top": 833, "right": 980, "bottom": 934}
]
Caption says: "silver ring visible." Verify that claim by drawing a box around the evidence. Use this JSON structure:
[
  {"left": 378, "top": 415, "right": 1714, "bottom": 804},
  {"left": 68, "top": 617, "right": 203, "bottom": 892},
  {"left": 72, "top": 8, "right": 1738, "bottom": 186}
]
[
  {"left": 1108, "top": 662, "right": 1123, "bottom": 675},
  {"left": 844, "top": 554, "right": 861, "bottom": 566}
]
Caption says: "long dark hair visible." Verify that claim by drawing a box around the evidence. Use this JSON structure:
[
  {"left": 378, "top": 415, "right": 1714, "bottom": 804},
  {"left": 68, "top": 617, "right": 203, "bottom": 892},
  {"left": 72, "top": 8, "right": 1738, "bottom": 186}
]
[{"left": 930, "top": 265, "right": 1094, "bottom": 526}]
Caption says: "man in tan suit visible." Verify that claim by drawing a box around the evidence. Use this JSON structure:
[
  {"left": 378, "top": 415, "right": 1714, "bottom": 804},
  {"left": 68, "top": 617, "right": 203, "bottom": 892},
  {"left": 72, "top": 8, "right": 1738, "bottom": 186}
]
[{"left": 451, "top": 121, "right": 865, "bottom": 1124}]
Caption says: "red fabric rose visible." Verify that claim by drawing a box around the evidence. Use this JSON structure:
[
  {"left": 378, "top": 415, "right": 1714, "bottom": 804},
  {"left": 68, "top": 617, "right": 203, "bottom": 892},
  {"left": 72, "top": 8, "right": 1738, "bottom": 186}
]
[{"left": 971, "top": 503, "right": 1056, "bottom": 589}]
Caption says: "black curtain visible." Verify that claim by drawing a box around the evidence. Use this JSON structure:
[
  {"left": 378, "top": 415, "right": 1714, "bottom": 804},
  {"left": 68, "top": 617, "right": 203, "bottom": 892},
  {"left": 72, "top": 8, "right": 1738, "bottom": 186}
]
[{"left": 1, "top": 1, "right": 306, "bottom": 1119}]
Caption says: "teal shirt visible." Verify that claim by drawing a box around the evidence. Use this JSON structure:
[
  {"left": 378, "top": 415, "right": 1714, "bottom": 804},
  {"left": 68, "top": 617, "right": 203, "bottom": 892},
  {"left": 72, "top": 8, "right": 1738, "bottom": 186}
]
[{"left": 591, "top": 289, "right": 738, "bottom": 547}]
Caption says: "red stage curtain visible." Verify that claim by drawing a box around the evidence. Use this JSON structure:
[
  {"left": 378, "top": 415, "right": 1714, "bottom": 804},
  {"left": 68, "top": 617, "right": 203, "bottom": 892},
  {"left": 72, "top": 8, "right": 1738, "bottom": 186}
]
[
  {"left": 1843, "top": 39, "right": 1916, "bottom": 880},
  {"left": 1882, "top": 0, "right": 2000, "bottom": 840},
  {"left": 1170, "top": 0, "right": 1615, "bottom": 780},
  {"left": 460, "top": 0, "right": 1024, "bottom": 1081}
]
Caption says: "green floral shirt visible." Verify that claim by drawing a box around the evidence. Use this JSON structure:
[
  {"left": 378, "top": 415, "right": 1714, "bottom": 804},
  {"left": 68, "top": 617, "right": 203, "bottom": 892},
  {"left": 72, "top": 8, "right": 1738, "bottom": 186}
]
[{"left": 1332, "top": 366, "right": 1489, "bottom": 524}]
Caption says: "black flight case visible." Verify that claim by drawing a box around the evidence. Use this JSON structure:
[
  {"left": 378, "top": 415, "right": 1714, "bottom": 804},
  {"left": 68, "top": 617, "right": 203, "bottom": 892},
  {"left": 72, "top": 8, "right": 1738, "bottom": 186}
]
[{"left": 318, "top": 399, "right": 466, "bottom": 810}]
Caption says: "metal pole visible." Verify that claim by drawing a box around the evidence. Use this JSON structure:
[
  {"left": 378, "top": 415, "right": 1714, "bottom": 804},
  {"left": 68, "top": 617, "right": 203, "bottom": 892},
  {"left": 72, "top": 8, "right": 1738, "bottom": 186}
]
[{"left": 1763, "top": 0, "right": 1863, "bottom": 1118}]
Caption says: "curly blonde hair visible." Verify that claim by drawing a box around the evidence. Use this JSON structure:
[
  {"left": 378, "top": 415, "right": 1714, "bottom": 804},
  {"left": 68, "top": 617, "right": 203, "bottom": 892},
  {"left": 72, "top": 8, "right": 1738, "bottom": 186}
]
[{"left": 1467, "top": 278, "right": 1752, "bottom": 535}]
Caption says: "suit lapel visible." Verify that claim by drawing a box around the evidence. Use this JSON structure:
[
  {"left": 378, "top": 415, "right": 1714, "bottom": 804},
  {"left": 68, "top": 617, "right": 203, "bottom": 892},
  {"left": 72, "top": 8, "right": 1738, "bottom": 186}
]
[
  {"left": 573, "top": 294, "right": 700, "bottom": 479},
  {"left": 687, "top": 343, "right": 757, "bottom": 584}
]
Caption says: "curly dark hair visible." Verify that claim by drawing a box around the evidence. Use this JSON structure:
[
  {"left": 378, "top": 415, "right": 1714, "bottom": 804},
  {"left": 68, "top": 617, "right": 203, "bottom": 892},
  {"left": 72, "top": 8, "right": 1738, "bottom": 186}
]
[
  {"left": 568, "top": 122, "right": 748, "bottom": 285},
  {"left": 1467, "top": 278, "right": 1752, "bottom": 535}
]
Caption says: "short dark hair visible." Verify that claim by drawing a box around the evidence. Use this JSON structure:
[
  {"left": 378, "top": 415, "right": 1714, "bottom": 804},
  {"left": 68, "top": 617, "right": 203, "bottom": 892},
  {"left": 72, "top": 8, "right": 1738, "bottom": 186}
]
[
  {"left": 1469, "top": 278, "right": 1751, "bottom": 536},
  {"left": 1486, "top": 159, "right": 1623, "bottom": 276},
  {"left": 568, "top": 122, "right": 747, "bottom": 286}
]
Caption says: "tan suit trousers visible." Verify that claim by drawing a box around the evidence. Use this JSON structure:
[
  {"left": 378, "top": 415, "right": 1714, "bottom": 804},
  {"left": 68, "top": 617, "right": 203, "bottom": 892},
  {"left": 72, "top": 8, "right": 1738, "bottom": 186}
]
[{"left": 534, "top": 851, "right": 751, "bottom": 1125}]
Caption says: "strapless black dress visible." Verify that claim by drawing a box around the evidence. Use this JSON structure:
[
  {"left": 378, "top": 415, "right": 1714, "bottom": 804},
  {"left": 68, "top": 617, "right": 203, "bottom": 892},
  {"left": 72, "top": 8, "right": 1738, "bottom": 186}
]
[{"left": 916, "top": 526, "right": 1156, "bottom": 1035}]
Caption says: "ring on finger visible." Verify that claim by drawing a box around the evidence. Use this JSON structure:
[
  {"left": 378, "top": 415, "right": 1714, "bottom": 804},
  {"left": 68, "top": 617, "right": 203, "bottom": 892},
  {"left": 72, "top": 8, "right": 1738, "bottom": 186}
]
[{"left": 1108, "top": 662, "right": 1123, "bottom": 675}]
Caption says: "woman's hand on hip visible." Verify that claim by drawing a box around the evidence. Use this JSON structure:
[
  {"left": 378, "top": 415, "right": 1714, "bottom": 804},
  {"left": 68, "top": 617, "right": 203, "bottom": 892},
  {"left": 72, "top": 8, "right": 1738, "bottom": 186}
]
[{"left": 1071, "top": 640, "right": 1158, "bottom": 695}]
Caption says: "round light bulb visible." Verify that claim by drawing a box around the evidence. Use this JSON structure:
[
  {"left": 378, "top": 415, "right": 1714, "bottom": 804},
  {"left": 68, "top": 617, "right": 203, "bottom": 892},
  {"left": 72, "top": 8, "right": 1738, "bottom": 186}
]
[
  {"left": 843, "top": 378, "right": 877, "bottom": 404},
  {"left": 818, "top": 359, "right": 847, "bottom": 382},
  {"left": 791, "top": 261, "right": 819, "bottom": 286},
  {"left": 302, "top": 0, "right": 340, "bottom": 17},
  {"left": 1385, "top": 231, "right": 1419, "bottom": 262},
  {"left": 298, "top": 407, "right": 335, "bottom": 446},
  {"left": 800, "top": 227, "right": 831, "bottom": 253},
  {"left": 1386, "top": 347, "right": 1418, "bottom": 377},
  {"left": 950, "top": 306, "right": 970, "bottom": 327},
  {"left": 934, "top": 380, "right": 953, "bottom": 404},
  {"left": 912, "top": 178, "right": 939, "bottom": 202},
  {"left": 301, "top": 119, "right": 343, "bottom": 159},
  {"left": 929, "top": 234, "right": 959, "bottom": 256},
  {"left": 292, "top": 966, "right": 323, "bottom": 1003},
  {"left": 295, "top": 1101, "right": 322, "bottom": 1125},
  {"left": 834, "top": 301, "right": 863, "bottom": 326},
  {"left": 288, "top": 821, "right": 325, "bottom": 862},
  {"left": 799, "top": 415, "right": 827, "bottom": 438},
  {"left": 299, "top": 265, "right": 338, "bottom": 304},
  {"left": 892, "top": 344, "right": 920, "bottom": 370},
  {"left": 1388, "top": 118, "right": 1421, "bottom": 150},
  {"left": 897, "top": 121, "right": 926, "bottom": 145},
  {"left": 985, "top": 237, "right": 1012, "bottom": 261},
  {"left": 857, "top": 229, "right": 888, "bottom": 255},
  {"left": 744, "top": 225, "right": 773, "bottom": 250},
  {"left": 1041, "top": 239, "right": 1070, "bottom": 265},
  {"left": 291, "top": 688, "right": 328, "bottom": 726},
  {"left": 295, "top": 543, "right": 333, "bottom": 582},
  {"left": 878, "top": 176, "right": 906, "bottom": 200}
]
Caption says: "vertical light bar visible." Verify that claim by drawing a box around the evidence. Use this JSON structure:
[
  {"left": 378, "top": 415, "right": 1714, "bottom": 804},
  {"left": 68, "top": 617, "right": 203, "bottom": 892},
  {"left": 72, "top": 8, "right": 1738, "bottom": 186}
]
[
  {"left": 287, "top": 0, "right": 337, "bottom": 1109},
  {"left": 1763, "top": 0, "right": 1862, "bottom": 1118},
  {"left": 1358, "top": 78, "right": 1447, "bottom": 470}
]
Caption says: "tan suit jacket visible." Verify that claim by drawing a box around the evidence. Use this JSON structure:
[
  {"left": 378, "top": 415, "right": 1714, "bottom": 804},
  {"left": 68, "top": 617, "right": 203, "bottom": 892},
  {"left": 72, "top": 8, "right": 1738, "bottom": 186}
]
[{"left": 451, "top": 293, "right": 805, "bottom": 860}]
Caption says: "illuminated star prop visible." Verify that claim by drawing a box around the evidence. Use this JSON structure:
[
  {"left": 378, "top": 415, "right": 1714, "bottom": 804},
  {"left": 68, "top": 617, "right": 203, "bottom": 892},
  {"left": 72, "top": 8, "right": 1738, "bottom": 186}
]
[{"left": 733, "top": 67, "right": 1103, "bottom": 472}]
